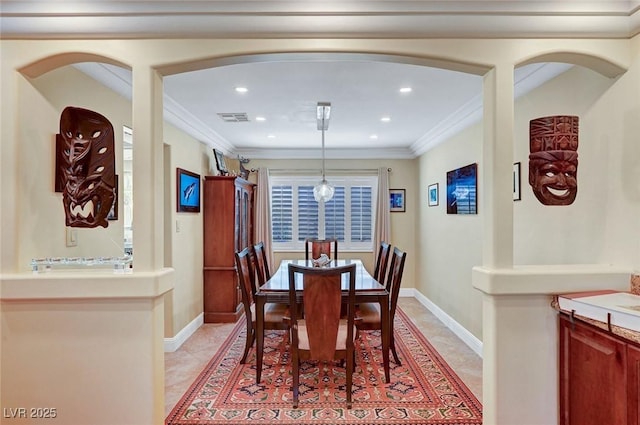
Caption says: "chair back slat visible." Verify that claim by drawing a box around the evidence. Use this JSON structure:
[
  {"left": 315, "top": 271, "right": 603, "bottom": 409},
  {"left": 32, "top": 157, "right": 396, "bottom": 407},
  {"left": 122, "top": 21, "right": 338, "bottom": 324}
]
[
  {"left": 303, "top": 273, "right": 342, "bottom": 360},
  {"left": 373, "top": 241, "right": 391, "bottom": 284},
  {"left": 287, "top": 263, "right": 356, "bottom": 359},
  {"left": 304, "top": 238, "right": 338, "bottom": 260},
  {"left": 253, "top": 241, "right": 271, "bottom": 287},
  {"left": 287, "top": 262, "right": 357, "bottom": 408},
  {"left": 387, "top": 247, "right": 407, "bottom": 319},
  {"left": 235, "top": 247, "right": 255, "bottom": 312}
]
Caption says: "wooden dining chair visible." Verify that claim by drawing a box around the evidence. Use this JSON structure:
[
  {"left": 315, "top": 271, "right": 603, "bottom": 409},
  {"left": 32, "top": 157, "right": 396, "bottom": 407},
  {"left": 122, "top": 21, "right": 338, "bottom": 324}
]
[
  {"left": 373, "top": 241, "right": 391, "bottom": 283},
  {"left": 252, "top": 241, "right": 271, "bottom": 287},
  {"left": 304, "top": 237, "right": 338, "bottom": 260},
  {"left": 235, "top": 247, "right": 289, "bottom": 365},
  {"left": 287, "top": 262, "right": 357, "bottom": 409},
  {"left": 356, "top": 246, "right": 407, "bottom": 365}
]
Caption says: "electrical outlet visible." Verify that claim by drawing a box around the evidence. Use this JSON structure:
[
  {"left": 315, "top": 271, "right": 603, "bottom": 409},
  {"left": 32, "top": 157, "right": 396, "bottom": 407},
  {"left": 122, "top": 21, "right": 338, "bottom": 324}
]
[
  {"left": 66, "top": 227, "right": 78, "bottom": 247},
  {"left": 176, "top": 219, "right": 181, "bottom": 233}
]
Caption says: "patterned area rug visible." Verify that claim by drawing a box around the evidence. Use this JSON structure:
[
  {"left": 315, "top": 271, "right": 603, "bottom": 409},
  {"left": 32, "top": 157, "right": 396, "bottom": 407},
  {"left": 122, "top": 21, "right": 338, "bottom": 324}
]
[{"left": 166, "top": 308, "right": 482, "bottom": 424}]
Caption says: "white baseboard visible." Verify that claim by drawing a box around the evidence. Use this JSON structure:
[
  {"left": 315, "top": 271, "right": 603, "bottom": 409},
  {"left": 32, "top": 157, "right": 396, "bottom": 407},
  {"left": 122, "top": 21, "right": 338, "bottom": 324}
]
[
  {"left": 400, "top": 288, "right": 483, "bottom": 358},
  {"left": 164, "top": 313, "right": 203, "bottom": 352}
]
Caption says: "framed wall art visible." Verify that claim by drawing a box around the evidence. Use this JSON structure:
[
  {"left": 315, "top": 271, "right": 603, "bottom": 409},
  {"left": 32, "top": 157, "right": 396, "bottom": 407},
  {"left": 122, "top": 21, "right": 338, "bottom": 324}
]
[
  {"left": 213, "top": 149, "right": 228, "bottom": 175},
  {"left": 389, "top": 188, "right": 406, "bottom": 212},
  {"left": 513, "top": 162, "right": 522, "bottom": 201},
  {"left": 428, "top": 183, "right": 439, "bottom": 207},
  {"left": 177, "top": 168, "right": 201, "bottom": 213},
  {"left": 446, "top": 163, "right": 478, "bottom": 215}
]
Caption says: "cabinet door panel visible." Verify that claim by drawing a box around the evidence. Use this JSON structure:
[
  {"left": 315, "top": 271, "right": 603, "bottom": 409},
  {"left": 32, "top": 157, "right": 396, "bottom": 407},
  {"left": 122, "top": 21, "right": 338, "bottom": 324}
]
[
  {"left": 628, "top": 344, "right": 640, "bottom": 425},
  {"left": 560, "top": 316, "right": 627, "bottom": 425}
]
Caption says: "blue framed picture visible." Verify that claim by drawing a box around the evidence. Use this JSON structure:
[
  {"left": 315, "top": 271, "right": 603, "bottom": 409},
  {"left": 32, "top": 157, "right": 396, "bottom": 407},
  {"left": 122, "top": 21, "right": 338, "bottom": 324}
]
[
  {"left": 446, "top": 163, "right": 477, "bottom": 214},
  {"left": 389, "top": 188, "right": 406, "bottom": 212},
  {"left": 428, "top": 183, "right": 439, "bottom": 207},
  {"left": 177, "top": 168, "right": 201, "bottom": 213}
]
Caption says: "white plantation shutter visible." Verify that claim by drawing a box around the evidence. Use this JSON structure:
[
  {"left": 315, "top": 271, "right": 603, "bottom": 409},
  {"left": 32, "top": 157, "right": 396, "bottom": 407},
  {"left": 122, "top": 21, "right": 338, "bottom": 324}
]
[
  {"left": 350, "top": 186, "right": 372, "bottom": 242},
  {"left": 270, "top": 176, "right": 377, "bottom": 251},
  {"left": 324, "top": 186, "right": 345, "bottom": 241},
  {"left": 297, "top": 185, "right": 319, "bottom": 241},
  {"left": 271, "top": 185, "right": 292, "bottom": 242}
]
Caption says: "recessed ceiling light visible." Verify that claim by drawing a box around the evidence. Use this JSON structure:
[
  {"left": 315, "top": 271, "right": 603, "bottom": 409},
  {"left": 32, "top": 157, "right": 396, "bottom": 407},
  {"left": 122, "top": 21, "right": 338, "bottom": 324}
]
[
  {"left": 370, "top": 134, "right": 378, "bottom": 139},
  {"left": 235, "top": 87, "right": 248, "bottom": 93},
  {"left": 399, "top": 87, "right": 412, "bottom": 93},
  {"left": 381, "top": 116, "right": 391, "bottom": 122},
  {"left": 255, "top": 116, "right": 266, "bottom": 121},
  {"left": 267, "top": 134, "right": 276, "bottom": 139}
]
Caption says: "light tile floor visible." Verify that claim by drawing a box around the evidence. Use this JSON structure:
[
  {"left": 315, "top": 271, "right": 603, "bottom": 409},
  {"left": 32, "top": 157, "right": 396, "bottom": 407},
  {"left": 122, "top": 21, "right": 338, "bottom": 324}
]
[{"left": 164, "top": 297, "right": 483, "bottom": 416}]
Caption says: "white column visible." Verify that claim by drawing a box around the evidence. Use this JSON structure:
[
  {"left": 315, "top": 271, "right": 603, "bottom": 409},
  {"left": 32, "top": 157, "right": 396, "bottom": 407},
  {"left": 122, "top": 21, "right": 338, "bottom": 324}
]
[
  {"left": 131, "top": 65, "right": 165, "bottom": 272},
  {"left": 0, "top": 58, "right": 19, "bottom": 272},
  {"left": 479, "top": 61, "right": 516, "bottom": 425},
  {"left": 482, "top": 64, "right": 514, "bottom": 269}
]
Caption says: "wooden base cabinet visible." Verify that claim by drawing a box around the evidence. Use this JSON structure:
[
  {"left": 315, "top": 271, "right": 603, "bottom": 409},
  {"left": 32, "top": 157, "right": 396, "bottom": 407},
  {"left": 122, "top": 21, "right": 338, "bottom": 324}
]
[
  {"left": 559, "top": 314, "right": 640, "bottom": 425},
  {"left": 203, "top": 176, "right": 255, "bottom": 323}
]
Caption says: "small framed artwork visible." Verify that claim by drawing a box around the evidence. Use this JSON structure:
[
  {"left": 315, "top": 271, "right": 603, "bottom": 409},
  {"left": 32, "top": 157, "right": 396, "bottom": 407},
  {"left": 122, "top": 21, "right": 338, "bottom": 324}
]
[
  {"left": 446, "top": 163, "right": 478, "bottom": 215},
  {"left": 107, "top": 175, "right": 118, "bottom": 220},
  {"left": 513, "top": 162, "right": 522, "bottom": 201},
  {"left": 213, "top": 149, "right": 228, "bottom": 175},
  {"left": 428, "top": 183, "right": 439, "bottom": 207},
  {"left": 177, "top": 168, "right": 201, "bottom": 213},
  {"left": 389, "top": 189, "right": 406, "bottom": 212}
]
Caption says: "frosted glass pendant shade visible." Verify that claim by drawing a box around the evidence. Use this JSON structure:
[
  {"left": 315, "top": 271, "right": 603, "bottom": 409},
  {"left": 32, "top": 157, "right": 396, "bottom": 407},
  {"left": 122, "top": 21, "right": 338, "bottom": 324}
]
[{"left": 313, "top": 179, "right": 335, "bottom": 203}]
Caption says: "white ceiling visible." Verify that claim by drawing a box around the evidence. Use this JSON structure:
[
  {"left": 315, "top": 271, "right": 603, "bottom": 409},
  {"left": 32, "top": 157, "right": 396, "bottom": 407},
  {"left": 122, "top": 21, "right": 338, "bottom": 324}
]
[
  {"left": 75, "top": 59, "right": 572, "bottom": 159},
  {"left": 6, "top": 1, "right": 637, "bottom": 159}
]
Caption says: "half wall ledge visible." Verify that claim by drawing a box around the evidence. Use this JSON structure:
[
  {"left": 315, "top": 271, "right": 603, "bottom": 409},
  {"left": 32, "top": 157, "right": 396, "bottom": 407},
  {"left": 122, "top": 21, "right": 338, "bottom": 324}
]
[
  {"left": 0, "top": 267, "right": 175, "bottom": 300},
  {"left": 472, "top": 264, "right": 631, "bottom": 296}
]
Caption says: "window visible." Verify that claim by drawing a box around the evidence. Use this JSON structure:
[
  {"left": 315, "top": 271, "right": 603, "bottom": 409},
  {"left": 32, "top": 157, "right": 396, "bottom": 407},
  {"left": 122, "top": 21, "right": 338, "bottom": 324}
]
[{"left": 270, "top": 175, "right": 377, "bottom": 251}]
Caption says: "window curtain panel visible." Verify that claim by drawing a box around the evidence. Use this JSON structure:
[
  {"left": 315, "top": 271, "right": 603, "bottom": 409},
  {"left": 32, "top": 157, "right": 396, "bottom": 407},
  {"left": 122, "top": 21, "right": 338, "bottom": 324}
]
[
  {"left": 374, "top": 167, "right": 391, "bottom": 252},
  {"left": 255, "top": 167, "right": 274, "bottom": 271}
]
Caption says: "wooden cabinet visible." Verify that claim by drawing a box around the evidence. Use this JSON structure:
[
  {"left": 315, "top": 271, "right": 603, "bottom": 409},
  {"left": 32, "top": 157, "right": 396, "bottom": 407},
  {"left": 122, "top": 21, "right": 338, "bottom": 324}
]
[
  {"left": 559, "top": 314, "right": 639, "bottom": 425},
  {"left": 203, "top": 176, "right": 255, "bottom": 323}
]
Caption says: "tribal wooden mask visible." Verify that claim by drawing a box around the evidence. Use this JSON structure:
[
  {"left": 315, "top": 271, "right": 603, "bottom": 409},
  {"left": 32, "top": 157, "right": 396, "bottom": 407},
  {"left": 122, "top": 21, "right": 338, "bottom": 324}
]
[
  {"left": 59, "top": 106, "right": 116, "bottom": 228},
  {"left": 529, "top": 115, "right": 579, "bottom": 206}
]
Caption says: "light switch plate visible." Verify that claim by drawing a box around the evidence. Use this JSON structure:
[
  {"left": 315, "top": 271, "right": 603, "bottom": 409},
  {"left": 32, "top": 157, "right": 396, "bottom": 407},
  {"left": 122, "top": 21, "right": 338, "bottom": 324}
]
[{"left": 66, "top": 227, "right": 78, "bottom": 247}]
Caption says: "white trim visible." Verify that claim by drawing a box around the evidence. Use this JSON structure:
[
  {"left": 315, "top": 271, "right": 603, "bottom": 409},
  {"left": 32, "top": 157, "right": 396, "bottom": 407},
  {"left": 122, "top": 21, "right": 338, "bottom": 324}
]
[
  {"left": 400, "top": 288, "right": 483, "bottom": 358},
  {"left": 164, "top": 313, "right": 204, "bottom": 353}
]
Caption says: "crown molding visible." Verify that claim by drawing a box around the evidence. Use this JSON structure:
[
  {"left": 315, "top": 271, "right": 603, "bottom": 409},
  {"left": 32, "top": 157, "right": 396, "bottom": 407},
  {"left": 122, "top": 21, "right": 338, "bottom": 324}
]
[
  {"left": 2, "top": 1, "right": 639, "bottom": 39},
  {"left": 235, "top": 147, "right": 415, "bottom": 160}
]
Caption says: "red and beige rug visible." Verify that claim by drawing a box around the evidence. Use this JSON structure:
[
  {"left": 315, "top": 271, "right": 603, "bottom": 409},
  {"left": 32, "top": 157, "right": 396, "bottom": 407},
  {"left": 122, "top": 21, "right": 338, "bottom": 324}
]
[{"left": 166, "top": 308, "right": 482, "bottom": 424}]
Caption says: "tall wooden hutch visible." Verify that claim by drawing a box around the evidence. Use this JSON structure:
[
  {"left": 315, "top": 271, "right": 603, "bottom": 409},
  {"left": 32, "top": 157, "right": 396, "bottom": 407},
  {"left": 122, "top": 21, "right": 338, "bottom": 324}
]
[{"left": 203, "top": 176, "right": 255, "bottom": 323}]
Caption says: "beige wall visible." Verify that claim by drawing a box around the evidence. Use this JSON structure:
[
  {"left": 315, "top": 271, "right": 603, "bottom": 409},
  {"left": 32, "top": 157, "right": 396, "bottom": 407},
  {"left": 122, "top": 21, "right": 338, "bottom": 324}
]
[
  {"left": 417, "top": 64, "right": 639, "bottom": 341},
  {"left": 25, "top": 65, "right": 206, "bottom": 337},
  {"left": 162, "top": 125, "right": 207, "bottom": 336},
  {"left": 417, "top": 120, "right": 484, "bottom": 339},
  {"left": 24, "top": 66, "right": 128, "bottom": 261},
  {"left": 513, "top": 66, "right": 622, "bottom": 265}
]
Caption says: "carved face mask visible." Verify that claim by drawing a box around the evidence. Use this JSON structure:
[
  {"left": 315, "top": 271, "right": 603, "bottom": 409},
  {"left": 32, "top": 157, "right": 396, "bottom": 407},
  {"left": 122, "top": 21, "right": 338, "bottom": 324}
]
[
  {"left": 59, "top": 107, "right": 116, "bottom": 228},
  {"left": 529, "top": 116, "right": 579, "bottom": 206},
  {"left": 529, "top": 151, "right": 578, "bottom": 205}
]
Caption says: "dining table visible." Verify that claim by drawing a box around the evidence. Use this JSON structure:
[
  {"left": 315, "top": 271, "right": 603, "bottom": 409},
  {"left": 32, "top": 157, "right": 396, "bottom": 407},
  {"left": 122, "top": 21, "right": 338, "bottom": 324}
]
[{"left": 254, "top": 258, "right": 390, "bottom": 385}]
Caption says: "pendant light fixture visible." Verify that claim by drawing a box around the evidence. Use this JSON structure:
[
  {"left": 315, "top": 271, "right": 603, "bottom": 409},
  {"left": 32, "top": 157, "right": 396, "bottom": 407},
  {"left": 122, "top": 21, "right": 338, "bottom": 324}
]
[{"left": 313, "top": 102, "right": 334, "bottom": 203}]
